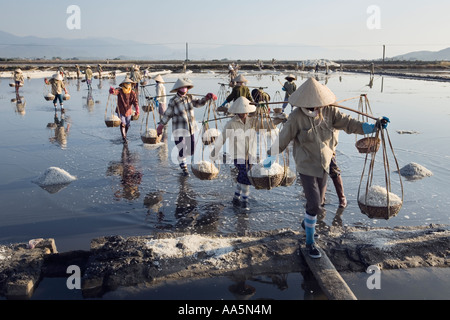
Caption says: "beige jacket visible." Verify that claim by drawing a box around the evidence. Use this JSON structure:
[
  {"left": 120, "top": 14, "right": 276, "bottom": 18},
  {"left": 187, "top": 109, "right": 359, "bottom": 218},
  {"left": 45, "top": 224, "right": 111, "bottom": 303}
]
[
  {"left": 211, "top": 115, "right": 259, "bottom": 162},
  {"left": 274, "top": 106, "right": 365, "bottom": 178}
]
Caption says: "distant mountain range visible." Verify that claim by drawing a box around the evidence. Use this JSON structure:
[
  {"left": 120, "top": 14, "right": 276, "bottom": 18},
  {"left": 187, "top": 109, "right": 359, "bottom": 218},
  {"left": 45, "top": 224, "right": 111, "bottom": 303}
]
[
  {"left": 391, "top": 47, "right": 450, "bottom": 61},
  {"left": 0, "top": 30, "right": 448, "bottom": 61}
]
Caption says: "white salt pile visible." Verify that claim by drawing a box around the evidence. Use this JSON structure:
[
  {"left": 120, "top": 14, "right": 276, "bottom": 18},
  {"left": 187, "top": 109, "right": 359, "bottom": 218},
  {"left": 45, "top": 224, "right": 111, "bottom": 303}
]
[
  {"left": 142, "top": 129, "right": 157, "bottom": 138},
  {"left": 33, "top": 167, "right": 77, "bottom": 186},
  {"left": 107, "top": 115, "right": 121, "bottom": 121},
  {"left": 359, "top": 185, "right": 402, "bottom": 207},
  {"left": 192, "top": 160, "right": 219, "bottom": 174},
  {"left": 250, "top": 162, "right": 284, "bottom": 177},
  {"left": 398, "top": 162, "right": 433, "bottom": 179}
]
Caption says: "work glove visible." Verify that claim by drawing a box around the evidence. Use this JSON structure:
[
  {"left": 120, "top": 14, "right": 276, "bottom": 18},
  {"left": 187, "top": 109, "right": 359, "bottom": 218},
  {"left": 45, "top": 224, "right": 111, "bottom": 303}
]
[
  {"left": 154, "top": 99, "right": 160, "bottom": 108},
  {"left": 362, "top": 122, "right": 376, "bottom": 134},
  {"left": 282, "top": 87, "right": 286, "bottom": 91},
  {"left": 377, "top": 116, "right": 390, "bottom": 129},
  {"left": 263, "top": 154, "right": 276, "bottom": 168},
  {"left": 220, "top": 101, "right": 228, "bottom": 107},
  {"left": 109, "top": 86, "right": 115, "bottom": 94}
]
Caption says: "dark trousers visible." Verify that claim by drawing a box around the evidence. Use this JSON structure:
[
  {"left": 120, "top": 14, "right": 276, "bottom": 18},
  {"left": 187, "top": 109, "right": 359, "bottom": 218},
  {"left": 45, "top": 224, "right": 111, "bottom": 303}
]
[
  {"left": 175, "top": 135, "right": 195, "bottom": 160},
  {"left": 299, "top": 172, "right": 328, "bottom": 217}
]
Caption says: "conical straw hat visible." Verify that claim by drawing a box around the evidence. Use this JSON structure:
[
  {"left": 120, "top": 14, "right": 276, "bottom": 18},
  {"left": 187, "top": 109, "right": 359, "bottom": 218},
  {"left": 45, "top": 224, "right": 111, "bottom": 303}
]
[
  {"left": 153, "top": 74, "right": 165, "bottom": 83},
  {"left": 285, "top": 74, "right": 296, "bottom": 80},
  {"left": 120, "top": 77, "right": 135, "bottom": 86},
  {"left": 288, "top": 77, "right": 336, "bottom": 108},
  {"left": 233, "top": 74, "right": 248, "bottom": 83},
  {"left": 228, "top": 96, "right": 256, "bottom": 114},
  {"left": 170, "top": 78, "right": 194, "bottom": 93}
]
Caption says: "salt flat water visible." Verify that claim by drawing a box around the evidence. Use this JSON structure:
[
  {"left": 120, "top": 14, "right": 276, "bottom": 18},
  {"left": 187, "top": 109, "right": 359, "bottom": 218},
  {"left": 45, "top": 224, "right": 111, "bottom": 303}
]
[{"left": 0, "top": 69, "right": 449, "bottom": 300}]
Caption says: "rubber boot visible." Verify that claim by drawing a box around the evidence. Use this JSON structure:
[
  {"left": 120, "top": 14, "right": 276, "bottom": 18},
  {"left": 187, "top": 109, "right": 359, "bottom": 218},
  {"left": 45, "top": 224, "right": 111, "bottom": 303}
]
[{"left": 332, "top": 175, "right": 347, "bottom": 208}]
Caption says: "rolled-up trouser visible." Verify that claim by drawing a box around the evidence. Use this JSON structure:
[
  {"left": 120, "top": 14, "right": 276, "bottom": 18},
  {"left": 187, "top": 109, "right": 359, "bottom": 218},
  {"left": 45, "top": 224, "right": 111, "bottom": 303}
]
[
  {"left": 299, "top": 171, "right": 328, "bottom": 217},
  {"left": 175, "top": 135, "right": 195, "bottom": 162},
  {"left": 53, "top": 93, "right": 64, "bottom": 105}
]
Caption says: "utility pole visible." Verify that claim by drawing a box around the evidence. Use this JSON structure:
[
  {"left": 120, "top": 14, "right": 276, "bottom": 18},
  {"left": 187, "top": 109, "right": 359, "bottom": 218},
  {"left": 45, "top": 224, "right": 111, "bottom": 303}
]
[
  {"left": 186, "top": 42, "right": 189, "bottom": 61},
  {"left": 382, "top": 45, "right": 386, "bottom": 63}
]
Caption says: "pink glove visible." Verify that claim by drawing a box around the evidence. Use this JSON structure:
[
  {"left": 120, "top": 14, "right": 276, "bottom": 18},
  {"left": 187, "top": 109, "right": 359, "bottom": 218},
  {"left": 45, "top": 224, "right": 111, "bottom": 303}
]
[
  {"left": 206, "top": 93, "right": 218, "bottom": 101},
  {"left": 157, "top": 123, "right": 164, "bottom": 136},
  {"left": 109, "top": 86, "right": 115, "bottom": 94}
]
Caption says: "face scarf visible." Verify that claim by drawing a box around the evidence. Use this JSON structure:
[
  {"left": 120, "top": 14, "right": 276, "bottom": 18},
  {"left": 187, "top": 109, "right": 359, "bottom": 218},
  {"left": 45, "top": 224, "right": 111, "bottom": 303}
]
[
  {"left": 178, "top": 87, "right": 188, "bottom": 96},
  {"left": 122, "top": 83, "right": 132, "bottom": 94},
  {"left": 301, "top": 107, "right": 319, "bottom": 118}
]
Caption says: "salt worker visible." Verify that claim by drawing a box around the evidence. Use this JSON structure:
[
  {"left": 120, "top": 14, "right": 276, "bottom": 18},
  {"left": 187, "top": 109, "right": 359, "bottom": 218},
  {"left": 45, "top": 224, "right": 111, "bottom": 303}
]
[
  {"left": 218, "top": 74, "right": 253, "bottom": 112},
  {"left": 156, "top": 78, "right": 217, "bottom": 176},
  {"left": 153, "top": 74, "right": 167, "bottom": 121},
  {"left": 281, "top": 74, "right": 297, "bottom": 113},
  {"left": 109, "top": 78, "right": 140, "bottom": 143},
  {"left": 45, "top": 73, "right": 68, "bottom": 112},
  {"left": 266, "top": 77, "right": 390, "bottom": 259},
  {"left": 85, "top": 65, "right": 93, "bottom": 90},
  {"left": 210, "top": 97, "right": 257, "bottom": 211},
  {"left": 13, "top": 68, "right": 24, "bottom": 94}
]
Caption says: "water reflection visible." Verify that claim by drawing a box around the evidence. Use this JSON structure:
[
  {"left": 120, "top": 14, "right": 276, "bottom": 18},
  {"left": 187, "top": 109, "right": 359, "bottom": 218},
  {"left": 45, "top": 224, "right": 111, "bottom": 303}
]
[
  {"left": 12, "top": 93, "right": 26, "bottom": 116},
  {"left": 107, "top": 143, "right": 143, "bottom": 201},
  {"left": 47, "top": 109, "right": 71, "bottom": 149}
]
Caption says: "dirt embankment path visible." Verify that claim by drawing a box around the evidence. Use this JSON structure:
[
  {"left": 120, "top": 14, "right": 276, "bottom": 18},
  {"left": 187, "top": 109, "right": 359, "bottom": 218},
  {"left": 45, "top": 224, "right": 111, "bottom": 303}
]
[{"left": 0, "top": 224, "right": 448, "bottom": 298}]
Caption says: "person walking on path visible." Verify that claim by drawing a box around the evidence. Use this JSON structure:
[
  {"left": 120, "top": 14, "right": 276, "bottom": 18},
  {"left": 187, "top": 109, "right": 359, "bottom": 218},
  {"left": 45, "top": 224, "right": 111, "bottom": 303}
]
[
  {"left": 156, "top": 78, "right": 217, "bottom": 176},
  {"left": 13, "top": 68, "right": 24, "bottom": 95},
  {"left": 210, "top": 97, "right": 257, "bottom": 211},
  {"left": 218, "top": 74, "right": 253, "bottom": 112},
  {"left": 45, "top": 73, "right": 68, "bottom": 112},
  {"left": 75, "top": 64, "right": 81, "bottom": 79},
  {"left": 109, "top": 78, "right": 140, "bottom": 143},
  {"left": 85, "top": 65, "right": 93, "bottom": 90},
  {"left": 281, "top": 74, "right": 297, "bottom": 113},
  {"left": 267, "top": 77, "right": 390, "bottom": 259},
  {"left": 153, "top": 74, "right": 167, "bottom": 121}
]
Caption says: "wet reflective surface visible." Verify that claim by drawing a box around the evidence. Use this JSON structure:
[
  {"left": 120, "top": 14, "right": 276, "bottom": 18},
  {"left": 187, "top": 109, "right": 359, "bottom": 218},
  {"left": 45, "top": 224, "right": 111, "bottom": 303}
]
[{"left": 1, "top": 70, "right": 449, "bottom": 299}]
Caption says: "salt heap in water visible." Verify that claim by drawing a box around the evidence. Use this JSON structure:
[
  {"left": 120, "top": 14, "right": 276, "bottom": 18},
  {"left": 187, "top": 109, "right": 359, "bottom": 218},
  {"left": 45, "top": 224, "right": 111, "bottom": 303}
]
[
  {"left": 359, "top": 185, "right": 402, "bottom": 207},
  {"left": 33, "top": 167, "right": 77, "bottom": 186},
  {"left": 398, "top": 162, "right": 433, "bottom": 180}
]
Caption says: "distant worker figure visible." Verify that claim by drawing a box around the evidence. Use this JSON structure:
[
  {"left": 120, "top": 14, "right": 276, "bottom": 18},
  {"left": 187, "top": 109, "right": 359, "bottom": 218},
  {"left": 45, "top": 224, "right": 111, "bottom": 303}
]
[
  {"left": 97, "top": 64, "right": 103, "bottom": 79},
  {"left": 45, "top": 73, "right": 68, "bottom": 113},
  {"left": 85, "top": 65, "right": 93, "bottom": 90},
  {"left": 109, "top": 78, "right": 140, "bottom": 143},
  {"left": 13, "top": 68, "right": 24, "bottom": 94},
  {"left": 219, "top": 74, "right": 253, "bottom": 112},
  {"left": 153, "top": 74, "right": 167, "bottom": 121},
  {"left": 75, "top": 64, "right": 81, "bottom": 79},
  {"left": 281, "top": 74, "right": 297, "bottom": 113}
]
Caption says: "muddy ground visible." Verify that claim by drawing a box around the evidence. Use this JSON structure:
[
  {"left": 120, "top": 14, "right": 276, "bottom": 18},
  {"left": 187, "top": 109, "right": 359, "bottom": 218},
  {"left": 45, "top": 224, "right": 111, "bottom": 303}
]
[{"left": 0, "top": 224, "right": 448, "bottom": 298}]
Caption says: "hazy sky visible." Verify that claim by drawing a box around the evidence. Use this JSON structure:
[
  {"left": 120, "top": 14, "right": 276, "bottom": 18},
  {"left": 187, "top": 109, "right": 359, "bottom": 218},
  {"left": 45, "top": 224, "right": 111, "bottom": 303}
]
[{"left": 1, "top": 0, "right": 449, "bottom": 59}]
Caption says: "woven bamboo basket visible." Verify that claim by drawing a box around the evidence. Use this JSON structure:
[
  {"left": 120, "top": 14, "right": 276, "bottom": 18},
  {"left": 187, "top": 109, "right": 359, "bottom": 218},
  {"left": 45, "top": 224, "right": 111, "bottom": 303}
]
[
  {"left": 44, "top": 94, "right": 55, "bottom": 101},
  {"left": 358, "top": 201, "right": 402, "bottom": 220},
  {"left": 191, "top": 165, "right": 219, "bottom": 180},
  {"left": 141, "top": 134, "right": 161, "bottom": 145},
  {"left": 9, "top": 82, "right": 15, "bottom": 87},
  {"left": 280, "top": 168, "right": 297, "bottom": 187},
  {"left": 105, "top": 119, "right": 121, "bottom": 127},
  {"left": 356, "top": 137, "right": 380, "bottom": 153},
  {"left": 248, "top": 173, "right": 283, "bottom": 190},
  {"left": 131, "top": 112, "right": 139, "bottom": 121},
  {"left": 142, "top": 104, "right": 154, "bottom": 113},
  {"left": 63, "top": 94, "right": 71, "bottom": 101},
  {"left": 273, "top": 107, "right": 282, "bottom": 113}
]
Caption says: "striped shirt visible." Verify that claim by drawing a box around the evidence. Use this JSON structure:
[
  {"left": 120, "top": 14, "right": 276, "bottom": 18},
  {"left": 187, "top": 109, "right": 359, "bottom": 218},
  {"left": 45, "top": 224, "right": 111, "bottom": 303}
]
[{"left": 161, "top": 93, "right": 208, "bottom": 138}]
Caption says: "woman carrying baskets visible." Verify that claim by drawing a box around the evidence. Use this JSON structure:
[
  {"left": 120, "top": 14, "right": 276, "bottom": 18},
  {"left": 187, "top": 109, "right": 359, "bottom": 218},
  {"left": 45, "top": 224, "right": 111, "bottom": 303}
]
[
  {"left": 156, "top": 78, "right": 217, "bottom": 176},
  {"left": 210, "top": 97, "right": 257, "bottom": 211},
  {"left": 218, "top": 74, "right": 253, "bottom": 112},
  {"left": 109, "top": 78, "right": 140, "bottom": 143},
  {"left": 267, "top": 77, "right": 389, "bottom": 259},
  {"left": 13, "top": 69, "right": 24, "bottom": 94},
  {"left": 44, "top": 73, "right": 68, "bottom": 113}
]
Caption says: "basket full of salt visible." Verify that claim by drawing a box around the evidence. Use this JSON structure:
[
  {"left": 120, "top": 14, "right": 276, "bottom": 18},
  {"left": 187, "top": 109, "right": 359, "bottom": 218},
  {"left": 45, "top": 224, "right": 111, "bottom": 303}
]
[
  {"left": 105, "top": 115, "right": 121, "bottom": 127},
  {"left": 280, "top": 167, "right": 297, "bottom": 187},
  {"left": 44, "top": 93, "right": 55, "bottom": 101},
  {"left": 358, "top": 185, "right": 402, "bottom": 220},
  {"left": 141, "top": 128, "right": 161, "bottom": 144},
  {"left": 63, "top": 94, "right": 71, "bottom": 101},
  {"left": 248, "top": 163, "right": 284, "bottom": 190},
  {"left": 191, "top": 160, "right": 219, "bottom": 180},
  {"left": 202, "top": 128, "right": 220, "bottom": 146}
]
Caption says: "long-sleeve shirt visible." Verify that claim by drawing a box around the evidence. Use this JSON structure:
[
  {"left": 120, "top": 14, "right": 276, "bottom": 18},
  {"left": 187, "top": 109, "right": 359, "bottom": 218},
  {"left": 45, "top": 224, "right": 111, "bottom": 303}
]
[
  {"left": 160, "top": 94, "right": 208, "bottom": 138},
  {"left": 14, "top": 73, "right": 24, "bottom": 83},
  {"left": 283, "top": 81, "right": 297, "bottom": 99},
  {"left": 274, "top": 106, "right": 365, "bottom": 178},
  {"left": 225, "top": 85, "right": 253, "bottom": 103},
  {"left": 155, "top": 83, "right": 166, "bottom": 104},
  {"left": 211, "top": 115, "right": 258, "bottom": 162},
  {"left": 48, "top": 78, "right": 66, "bottom": 95},
  {"left": 85, "top": 68, "right": 93, "bottom": 80},
  {"left": 115, "top": 89, "right": 139, "bottom": 117}
]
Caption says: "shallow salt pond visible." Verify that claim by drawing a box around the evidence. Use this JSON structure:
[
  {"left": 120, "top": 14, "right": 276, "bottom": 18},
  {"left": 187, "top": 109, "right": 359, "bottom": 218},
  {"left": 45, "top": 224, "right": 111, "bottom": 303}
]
[{"left": 0, "top": 69, "right": 449, "bottom": 300}]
